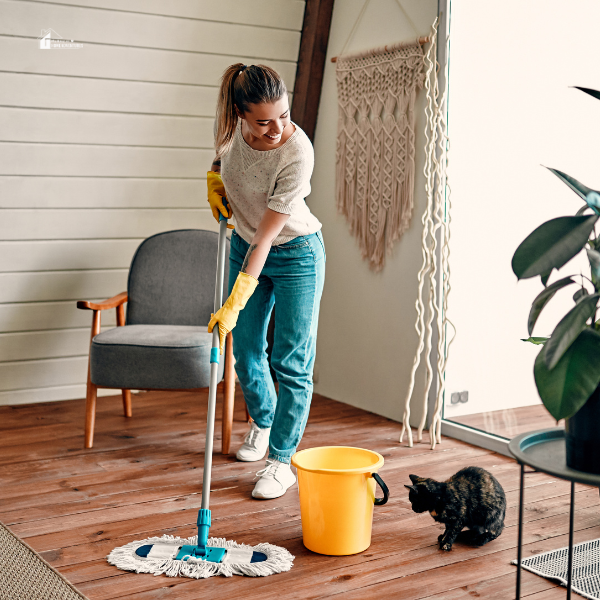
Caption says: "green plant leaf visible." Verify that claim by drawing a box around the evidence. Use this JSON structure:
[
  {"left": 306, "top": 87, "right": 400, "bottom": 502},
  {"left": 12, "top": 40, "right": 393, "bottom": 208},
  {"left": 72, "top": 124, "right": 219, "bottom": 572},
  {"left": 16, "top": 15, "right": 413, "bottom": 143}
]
[
  {"left": 587, "top": 249, "right": 600, "bottom": 285},
  {"left": 512, "top": 215, "right": 598, "bottom": 280},
  {"left": 574, "top": 86, "right": 600, "bottom": 101},
  {"left": 546, "top": 167, "right": 596, "bottom": 201},
  {"left": 589, "top": 237, "right": 600, "bottom": 251},
  {"left": 573, "top": 287, "right": 589, "bottom": 303},
  {"left": 527, "top": 276, "right": 575, "bottom": 335},
  {"left": 576, "top": 205, "right": 593, "bottom": 216},
  {"left": 540, "top": 271, "right": 552, "bottom": 286},
  {"left": 534, "top": 328, "right": 600, "bottom": 420},
  {"left": 544, "top": 293, "right": 600, "bottom": 369},
  {"left": 522, "top": 337, "right": 549, "bottom": 345}
]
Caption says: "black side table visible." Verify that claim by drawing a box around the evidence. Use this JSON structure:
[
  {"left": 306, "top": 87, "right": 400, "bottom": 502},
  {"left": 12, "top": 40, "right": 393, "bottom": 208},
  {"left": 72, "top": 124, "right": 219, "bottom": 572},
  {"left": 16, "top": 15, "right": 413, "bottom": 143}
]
[{"left": 509, "top": 427, "right": 600, "bottom": 600}]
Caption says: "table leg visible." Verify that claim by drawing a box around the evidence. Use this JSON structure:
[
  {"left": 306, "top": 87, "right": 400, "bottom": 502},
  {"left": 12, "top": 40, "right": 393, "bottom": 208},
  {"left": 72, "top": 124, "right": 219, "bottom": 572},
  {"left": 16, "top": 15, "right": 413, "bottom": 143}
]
[
  {"left": 516, "top": 462, "right": 524, "bottom": 600},
  {"left": 567, "top": 481, "right": 575, "bottom": 599}
]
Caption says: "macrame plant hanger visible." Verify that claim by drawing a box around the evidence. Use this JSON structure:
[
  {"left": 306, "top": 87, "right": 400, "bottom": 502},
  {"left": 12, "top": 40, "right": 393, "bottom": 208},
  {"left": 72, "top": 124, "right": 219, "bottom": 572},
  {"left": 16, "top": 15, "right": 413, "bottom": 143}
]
[
  {"left": 333, "top": 0, "right": 429, "bottom": 271},
  {"left": 399, "top": 17, "right": 455, "bottom": 450}
]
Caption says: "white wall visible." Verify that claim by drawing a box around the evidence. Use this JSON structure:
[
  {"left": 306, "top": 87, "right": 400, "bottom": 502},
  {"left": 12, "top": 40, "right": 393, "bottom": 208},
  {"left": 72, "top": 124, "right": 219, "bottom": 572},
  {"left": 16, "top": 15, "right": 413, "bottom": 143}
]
[
  {"left": 443, "top": 0, "right": 600, "bottom": 419},
  {"left": 0, "top": 0, "right": 305, "bottom": 405},
  {"left": 311, "top": 0, "right": 438, "bottom": 427}
]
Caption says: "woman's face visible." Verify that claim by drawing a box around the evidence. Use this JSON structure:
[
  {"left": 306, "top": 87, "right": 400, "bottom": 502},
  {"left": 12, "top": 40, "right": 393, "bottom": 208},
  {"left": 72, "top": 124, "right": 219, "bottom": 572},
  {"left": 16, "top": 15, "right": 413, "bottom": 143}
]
[{"left": 240, "top": 96, "right": 291, "bottom": 147}]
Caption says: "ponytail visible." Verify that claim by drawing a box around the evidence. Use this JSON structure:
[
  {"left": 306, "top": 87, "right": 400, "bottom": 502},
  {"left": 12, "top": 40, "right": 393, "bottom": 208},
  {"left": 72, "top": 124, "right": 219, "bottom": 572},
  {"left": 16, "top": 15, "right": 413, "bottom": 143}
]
[{"left": 215, "top": 63, "right": 287, "bottom": 159}]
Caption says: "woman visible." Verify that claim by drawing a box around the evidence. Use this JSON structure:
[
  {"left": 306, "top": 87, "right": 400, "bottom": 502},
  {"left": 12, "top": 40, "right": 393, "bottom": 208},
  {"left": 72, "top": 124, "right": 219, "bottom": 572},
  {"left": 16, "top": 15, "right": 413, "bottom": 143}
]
[{"left": 207, "top": 64, "right": 325, "bottom": 500}]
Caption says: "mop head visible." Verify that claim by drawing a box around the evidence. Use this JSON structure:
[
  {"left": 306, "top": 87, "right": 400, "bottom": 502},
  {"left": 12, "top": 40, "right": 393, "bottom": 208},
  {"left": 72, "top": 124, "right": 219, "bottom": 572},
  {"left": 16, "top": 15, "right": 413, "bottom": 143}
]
[{"left": 107, "top": 534, "right": 294, "bottom": 578}]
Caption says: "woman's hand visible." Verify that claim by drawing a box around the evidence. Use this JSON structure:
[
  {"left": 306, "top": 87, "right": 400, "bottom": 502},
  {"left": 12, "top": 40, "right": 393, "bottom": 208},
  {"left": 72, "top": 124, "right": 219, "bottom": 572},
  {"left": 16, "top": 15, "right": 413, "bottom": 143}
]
[
  {"left": 208, "top": 271, "right": 258, "bottom": 353},
  {"left": 207, "top": 170, "right": 234, "bottom": 229}
]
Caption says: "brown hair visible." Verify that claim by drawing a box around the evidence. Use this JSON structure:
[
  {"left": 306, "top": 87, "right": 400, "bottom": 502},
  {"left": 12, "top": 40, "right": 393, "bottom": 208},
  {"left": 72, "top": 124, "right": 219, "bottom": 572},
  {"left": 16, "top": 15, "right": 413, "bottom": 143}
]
[{"left": 214, "top": 63, "right": 288, "bottom": 158}]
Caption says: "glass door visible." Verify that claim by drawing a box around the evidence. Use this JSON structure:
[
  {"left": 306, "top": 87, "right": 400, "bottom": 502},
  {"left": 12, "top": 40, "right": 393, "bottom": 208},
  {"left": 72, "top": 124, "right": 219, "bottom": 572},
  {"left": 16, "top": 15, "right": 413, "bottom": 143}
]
[{"left": 440, "top": 0, "right": 600, "bottom": 447}]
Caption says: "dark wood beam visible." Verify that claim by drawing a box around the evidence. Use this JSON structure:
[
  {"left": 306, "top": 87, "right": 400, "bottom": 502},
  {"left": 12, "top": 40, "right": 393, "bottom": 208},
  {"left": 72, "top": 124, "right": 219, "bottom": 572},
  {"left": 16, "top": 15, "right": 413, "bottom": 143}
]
[{"left": 291, "top": 0, "right": 335, "bottom": 142}]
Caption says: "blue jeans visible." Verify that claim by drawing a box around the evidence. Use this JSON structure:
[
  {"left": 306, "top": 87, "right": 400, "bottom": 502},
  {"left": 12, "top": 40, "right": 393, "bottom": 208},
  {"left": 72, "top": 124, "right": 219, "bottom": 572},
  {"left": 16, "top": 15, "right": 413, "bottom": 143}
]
[{"left": 229, "top": 230, "right": 326, "bottom": 464}]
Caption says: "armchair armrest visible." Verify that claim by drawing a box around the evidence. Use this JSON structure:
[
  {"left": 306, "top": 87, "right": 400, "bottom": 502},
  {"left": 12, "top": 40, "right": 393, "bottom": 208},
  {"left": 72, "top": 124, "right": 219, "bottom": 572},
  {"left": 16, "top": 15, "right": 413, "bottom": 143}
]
[{"left": 77, "top": 292, "right": 128, "bottom": 311}]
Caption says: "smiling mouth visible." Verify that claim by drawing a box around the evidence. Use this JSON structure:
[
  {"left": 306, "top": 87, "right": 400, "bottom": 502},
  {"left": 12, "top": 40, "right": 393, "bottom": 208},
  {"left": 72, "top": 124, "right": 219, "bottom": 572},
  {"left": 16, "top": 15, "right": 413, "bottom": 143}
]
[{"left": 265, "top": 133, "right": 281, "bottom": 140}]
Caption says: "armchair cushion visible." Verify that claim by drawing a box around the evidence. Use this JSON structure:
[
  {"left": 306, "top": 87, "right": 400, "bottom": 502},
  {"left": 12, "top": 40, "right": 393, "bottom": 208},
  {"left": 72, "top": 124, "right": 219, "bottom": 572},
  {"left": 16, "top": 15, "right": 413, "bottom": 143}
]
[{"left": 90, "top": 324, "right": 225, "bottom": 390}]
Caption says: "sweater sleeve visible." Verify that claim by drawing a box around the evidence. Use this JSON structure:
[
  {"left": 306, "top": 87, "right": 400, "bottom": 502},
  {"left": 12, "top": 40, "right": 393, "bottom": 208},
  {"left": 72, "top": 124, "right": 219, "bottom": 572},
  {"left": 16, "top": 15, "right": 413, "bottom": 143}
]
[{"left": 267, "top": 144, "right": 314, "bottom": 215}]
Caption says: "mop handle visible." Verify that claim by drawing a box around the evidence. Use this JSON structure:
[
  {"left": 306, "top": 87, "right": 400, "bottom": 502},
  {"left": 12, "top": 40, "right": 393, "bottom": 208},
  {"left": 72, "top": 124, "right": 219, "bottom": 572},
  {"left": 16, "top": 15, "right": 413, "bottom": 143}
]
[{"left": 201, "top": 200, "right": 229, "bottom": 511}]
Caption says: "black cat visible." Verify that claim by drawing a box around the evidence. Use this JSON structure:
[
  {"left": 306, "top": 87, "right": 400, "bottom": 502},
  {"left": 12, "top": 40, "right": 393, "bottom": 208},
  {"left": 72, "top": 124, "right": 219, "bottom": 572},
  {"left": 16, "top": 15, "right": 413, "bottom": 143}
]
[{"left": 405, "top": 466, "right": 506, "bottom": 551}]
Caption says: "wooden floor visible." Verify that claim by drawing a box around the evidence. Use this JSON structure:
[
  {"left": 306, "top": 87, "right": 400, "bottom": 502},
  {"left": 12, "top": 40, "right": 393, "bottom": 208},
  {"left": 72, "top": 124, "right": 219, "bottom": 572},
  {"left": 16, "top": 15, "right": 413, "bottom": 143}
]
[
  {"left": 0, "top": 388, "right": 597, "bottom": 600},
  {"left": 450, "top": 404, "right": 561, "bottom": 439}
]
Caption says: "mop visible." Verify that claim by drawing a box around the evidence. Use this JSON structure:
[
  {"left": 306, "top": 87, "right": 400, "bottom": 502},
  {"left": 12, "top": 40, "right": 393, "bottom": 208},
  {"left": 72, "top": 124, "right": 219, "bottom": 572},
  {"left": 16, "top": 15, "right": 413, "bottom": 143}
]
[{"left": 107, "top": 204, "right": 294, "bottom": 578}]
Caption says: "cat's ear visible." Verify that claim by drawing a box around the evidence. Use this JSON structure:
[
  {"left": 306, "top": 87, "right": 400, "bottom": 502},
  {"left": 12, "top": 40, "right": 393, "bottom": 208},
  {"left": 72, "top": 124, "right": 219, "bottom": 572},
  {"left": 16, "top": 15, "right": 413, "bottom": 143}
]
[
  {"left": 404, "top": 484, "right": 417, "bottom": 492},
  {"left": 409, "top": 474, "right": 420, "bottom": 484}
]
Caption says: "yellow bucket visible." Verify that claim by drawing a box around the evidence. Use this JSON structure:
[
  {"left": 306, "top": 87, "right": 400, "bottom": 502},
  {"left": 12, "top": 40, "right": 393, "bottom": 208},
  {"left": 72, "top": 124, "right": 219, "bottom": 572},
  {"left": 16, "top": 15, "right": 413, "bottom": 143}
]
[{"left": 291, "top": 446, "right": 389, "bottom": 555}]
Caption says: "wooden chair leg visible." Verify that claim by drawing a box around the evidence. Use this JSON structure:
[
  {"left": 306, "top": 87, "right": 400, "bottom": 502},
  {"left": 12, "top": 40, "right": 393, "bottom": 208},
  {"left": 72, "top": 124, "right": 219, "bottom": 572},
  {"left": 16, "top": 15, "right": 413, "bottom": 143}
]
[
  {"left": 222, "top": 332, "right": 235, "bottom": 454},
  {"left": 84, "top": 310, "right": 101, "bottom": 449},
  {"left": 85, "top": 378, "right": 98, "bottom": 449},
  {"left": 122, "top": 389, "right": 132, "bottom": 417}
]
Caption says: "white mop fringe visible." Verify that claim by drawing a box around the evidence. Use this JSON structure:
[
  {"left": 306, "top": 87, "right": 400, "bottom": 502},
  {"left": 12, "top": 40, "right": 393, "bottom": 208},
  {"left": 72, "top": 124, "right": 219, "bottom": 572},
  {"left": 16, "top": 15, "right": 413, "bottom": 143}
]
[{"left": 107, "top": 534, "right": 294, "bottom": 578}]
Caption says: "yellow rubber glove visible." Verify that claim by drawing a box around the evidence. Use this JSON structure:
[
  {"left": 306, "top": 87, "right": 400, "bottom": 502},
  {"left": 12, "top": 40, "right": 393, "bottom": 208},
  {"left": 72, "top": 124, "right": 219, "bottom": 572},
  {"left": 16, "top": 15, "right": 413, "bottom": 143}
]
[
  {"left": 208, "top": 272, "right": 259, "bottom": 354},
  {"left": 207, "top": 171, "right": 234, "bottom": 229}
]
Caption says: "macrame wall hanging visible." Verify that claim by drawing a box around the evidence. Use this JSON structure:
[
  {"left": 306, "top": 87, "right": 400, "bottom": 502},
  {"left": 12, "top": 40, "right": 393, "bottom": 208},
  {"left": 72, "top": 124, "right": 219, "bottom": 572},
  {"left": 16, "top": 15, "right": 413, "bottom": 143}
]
[
  {"left": 334, "top": 7, "right": 427, "bottom": 271},
  {"left": 399, "top": 18, "right": 455, "bottom": 450}
]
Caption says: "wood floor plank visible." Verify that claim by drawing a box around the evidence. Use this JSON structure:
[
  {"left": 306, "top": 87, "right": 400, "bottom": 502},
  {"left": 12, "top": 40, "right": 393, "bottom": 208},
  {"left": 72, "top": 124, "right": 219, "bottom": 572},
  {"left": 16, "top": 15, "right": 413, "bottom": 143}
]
[
  {"left": 43, "top": 475, "right": 598, "bottom": 597},
  {"left": 33, "top": 471, "right": 582, "bottom": 574},
  {"left": 8, "top": 449, "right": 513, "bottom": 537},
  {"left": 315, "top": 526, "right": 600, "bottom": 600},
  {"left": 2, "top": 390, "right": 597, "bottom": 600},
  {"left": 451, "top": 404, "right": 560, "bottom": 439},
  {"left": 0, "top": 441, "right": 489, "bottom": 521},
  {"left": 417, "top": 571, "right": 559, "bottom": 600},
  {"left": 521, "top": 588, "right": 569, "bottom": 599},
  {"left": 50, "top": 483, "right": 598, "bottom": 585}
]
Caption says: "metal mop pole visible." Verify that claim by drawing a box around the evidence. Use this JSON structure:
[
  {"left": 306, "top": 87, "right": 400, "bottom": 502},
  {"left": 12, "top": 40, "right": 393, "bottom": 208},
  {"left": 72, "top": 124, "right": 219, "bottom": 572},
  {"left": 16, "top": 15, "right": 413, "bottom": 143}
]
[{"left": 196, "top": 209, "right": 229, "bottom": 555}]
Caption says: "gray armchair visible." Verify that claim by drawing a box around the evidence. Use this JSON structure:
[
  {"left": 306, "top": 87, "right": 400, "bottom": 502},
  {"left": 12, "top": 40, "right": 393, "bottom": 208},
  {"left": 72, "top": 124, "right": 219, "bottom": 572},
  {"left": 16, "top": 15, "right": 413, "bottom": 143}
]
[{"left": 77, "top": 229, "right": 236, "bottom": 452}]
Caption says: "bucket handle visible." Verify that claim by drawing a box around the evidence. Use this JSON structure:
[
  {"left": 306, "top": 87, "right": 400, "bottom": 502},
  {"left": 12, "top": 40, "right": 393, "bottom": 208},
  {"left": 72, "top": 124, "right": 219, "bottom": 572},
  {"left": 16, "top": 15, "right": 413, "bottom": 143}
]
[{"left": 371, "top": 472, "right": 389, "bottom": 506}]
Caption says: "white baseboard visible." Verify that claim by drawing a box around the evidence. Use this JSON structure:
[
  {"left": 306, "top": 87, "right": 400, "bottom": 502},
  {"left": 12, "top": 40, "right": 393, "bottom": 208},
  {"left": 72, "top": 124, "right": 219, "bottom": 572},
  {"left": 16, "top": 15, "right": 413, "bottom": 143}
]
[
  {"left": 441, "top": 419, "right": 511, "bottom": 457},
  {"left": 0, "top": 384, "right": 124, "bottom": 406}
]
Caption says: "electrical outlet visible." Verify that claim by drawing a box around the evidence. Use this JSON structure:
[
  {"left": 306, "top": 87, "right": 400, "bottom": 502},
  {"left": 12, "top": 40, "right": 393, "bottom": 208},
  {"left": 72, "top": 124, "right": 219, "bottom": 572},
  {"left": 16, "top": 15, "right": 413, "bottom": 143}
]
[{"left": 449, "top": 391, "right": 469, "bottom": 405}]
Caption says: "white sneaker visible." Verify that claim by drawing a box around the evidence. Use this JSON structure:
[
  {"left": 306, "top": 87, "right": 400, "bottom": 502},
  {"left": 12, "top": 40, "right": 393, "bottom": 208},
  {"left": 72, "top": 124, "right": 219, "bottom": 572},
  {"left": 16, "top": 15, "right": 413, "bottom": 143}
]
[
  {"left": 252, "top": 459, "right": 296, "bottom": 499},
  {"left": 236, "top": 422, "right": 271, "bottom": 462}
]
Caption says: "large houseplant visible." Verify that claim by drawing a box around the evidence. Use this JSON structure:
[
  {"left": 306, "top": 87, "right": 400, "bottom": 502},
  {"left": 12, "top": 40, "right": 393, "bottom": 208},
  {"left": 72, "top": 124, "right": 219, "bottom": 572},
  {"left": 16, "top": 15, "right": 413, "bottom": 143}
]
[{"left": 512, "top": 86, "right": 600, "bottom": 474}]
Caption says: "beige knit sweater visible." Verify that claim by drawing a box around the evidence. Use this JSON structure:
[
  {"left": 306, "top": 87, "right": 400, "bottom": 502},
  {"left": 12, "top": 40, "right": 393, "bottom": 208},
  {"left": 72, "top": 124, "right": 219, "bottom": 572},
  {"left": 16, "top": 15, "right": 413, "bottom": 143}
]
[{"left": 221, "top": 120, "right": 322, "bottom": 246}]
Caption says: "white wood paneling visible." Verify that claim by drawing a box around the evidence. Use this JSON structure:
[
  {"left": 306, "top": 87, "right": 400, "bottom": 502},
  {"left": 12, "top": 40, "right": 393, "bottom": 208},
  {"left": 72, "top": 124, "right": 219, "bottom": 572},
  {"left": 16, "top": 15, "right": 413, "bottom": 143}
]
[
  {"left": 0, "top": 0, "right": 304, "bottom": 405},
  {"left": 0, "top": 301, "right": 118, "bottom": 333},
  {"left": 25, "top": 0, "right": 306, "bottom": 31},
  {"left": 0, "top": 38, "right": 298, "bottom": 88},
  {"left": 2, "top": 1, "right": 301, "bottom": 61},
  {"left": 0, "top": 177, "right": 205, "bottom": 208},
  {"left": 0, "top": 326, "right": 114, "bottom": 361},
  {"left": 0, "top": 356, "right": 89, "bottom": 391},
  {"left": 0, "top": 107, "right": 214, "bottom": 148},
  {"left": 0, "top": 240, "right": 141, "bottom": 271},
  {"left": 0, "top": 73, "right": 219, "bottom": 116},
  {"left": 0, "top": 270, "right": 129, "bottom": 303},
  {"left": 0, "top": 209, "right": 215, "bottom": 240},
  {"left": 0, "top": 143, "right": 214, "bottom": 176},
  {"left": 0, "top": 73, "right": 292, "bottom": 116}
]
